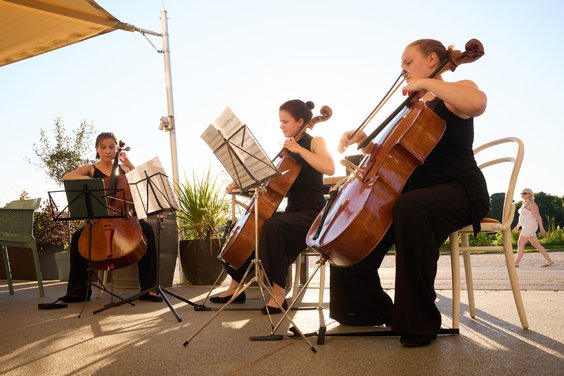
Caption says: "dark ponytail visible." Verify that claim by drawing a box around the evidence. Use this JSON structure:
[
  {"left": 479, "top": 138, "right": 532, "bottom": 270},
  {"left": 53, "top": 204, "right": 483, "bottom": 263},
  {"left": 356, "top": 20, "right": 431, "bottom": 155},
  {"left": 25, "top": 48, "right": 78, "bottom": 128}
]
[{"left": 279, "top": 99, "right": 315, "bottom": 124}]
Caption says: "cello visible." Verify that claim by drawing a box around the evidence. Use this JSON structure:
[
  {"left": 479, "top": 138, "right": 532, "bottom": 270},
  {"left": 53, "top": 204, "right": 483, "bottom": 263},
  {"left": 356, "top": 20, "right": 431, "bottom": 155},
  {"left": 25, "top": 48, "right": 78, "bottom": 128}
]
[
  {"left": 78, "top": 141, "right": 147, "bottom": 270},
  {"left": 218, "top": 106, "right": 332, "bottom": 269},
  {"left": 306, "top": 39, "right": 484, "bottom": 267}
]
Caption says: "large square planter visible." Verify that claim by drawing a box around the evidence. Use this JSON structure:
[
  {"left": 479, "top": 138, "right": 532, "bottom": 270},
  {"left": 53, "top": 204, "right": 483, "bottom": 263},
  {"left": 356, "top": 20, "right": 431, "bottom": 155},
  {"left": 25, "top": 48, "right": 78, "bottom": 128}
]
[
  {"left": 0, "top": 244, "right": 62, "bottom": 280},
  {"left": 111, "top": 214, "right": 179, "bottom": 288},
  {"left": 147, "top": 214, "right": 178, "bottom": 288},
  {"left": 179, "top": 239, "right": 226, "bottom": 285}
]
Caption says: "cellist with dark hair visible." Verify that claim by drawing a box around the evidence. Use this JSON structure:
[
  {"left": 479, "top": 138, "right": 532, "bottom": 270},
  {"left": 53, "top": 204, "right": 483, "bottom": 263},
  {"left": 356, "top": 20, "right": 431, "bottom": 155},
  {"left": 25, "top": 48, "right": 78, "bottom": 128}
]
[
  {"left": 334, "top": 39, "right": 489, "bottom": 347},
  {"left": 60, "top": 132, "right": 162, "bottom": 303},
  {"left": 210, "top": 99, "right": 335, "bottom": 314}
]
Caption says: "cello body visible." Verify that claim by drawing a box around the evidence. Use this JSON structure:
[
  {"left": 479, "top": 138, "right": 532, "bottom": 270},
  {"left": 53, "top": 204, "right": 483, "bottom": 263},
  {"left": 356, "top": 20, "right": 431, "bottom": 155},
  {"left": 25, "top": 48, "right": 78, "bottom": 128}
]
[
  {"left": 78, "top": 163, "right": 147, "bottom": 271},
  {"left": 306, "top": 39, "right": 484, "bottom": 267},
  {"left": 218, "top": 155, "right": 301, "bottom": 269},
  {"left": 306, "top": 102, "right": 445, "bottom": 267}
]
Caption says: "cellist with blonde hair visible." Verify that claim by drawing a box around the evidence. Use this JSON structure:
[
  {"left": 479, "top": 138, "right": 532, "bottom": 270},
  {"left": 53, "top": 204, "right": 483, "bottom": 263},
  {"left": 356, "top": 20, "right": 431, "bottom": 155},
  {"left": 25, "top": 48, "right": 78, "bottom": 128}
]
[{"left": 335, "top": 39, "right": 489, "bottom": 347}]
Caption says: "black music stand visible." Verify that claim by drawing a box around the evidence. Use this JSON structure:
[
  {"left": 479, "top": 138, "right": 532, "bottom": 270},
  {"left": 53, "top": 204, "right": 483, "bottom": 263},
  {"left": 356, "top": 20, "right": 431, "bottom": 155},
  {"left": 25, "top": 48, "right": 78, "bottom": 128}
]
[
  {"left": 95, "top": 169, "right": 207, "bottom": 321},
  {"left": 43, "top": 179, "right": 132, "bottom": 317},
  {"left": 183, "top": 107, "right": 317, "bottom": 352}
]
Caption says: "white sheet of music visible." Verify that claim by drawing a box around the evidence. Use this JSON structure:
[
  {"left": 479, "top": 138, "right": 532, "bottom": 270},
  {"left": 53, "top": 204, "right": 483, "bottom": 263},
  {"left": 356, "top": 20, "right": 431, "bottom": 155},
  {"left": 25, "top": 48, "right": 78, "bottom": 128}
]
[
  {"left": 125, "top": 156, "right": 179, "bottom": 219},
  {"left": 201, "top": 107, "right": 278, "bottom": 191}
]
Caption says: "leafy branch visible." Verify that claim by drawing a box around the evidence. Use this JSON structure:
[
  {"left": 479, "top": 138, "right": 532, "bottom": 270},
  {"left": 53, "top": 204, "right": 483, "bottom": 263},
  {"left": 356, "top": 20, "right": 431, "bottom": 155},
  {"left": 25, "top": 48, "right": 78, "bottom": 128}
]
[{"left": 27, "top": 117, "right": 96, "bottom": 185}]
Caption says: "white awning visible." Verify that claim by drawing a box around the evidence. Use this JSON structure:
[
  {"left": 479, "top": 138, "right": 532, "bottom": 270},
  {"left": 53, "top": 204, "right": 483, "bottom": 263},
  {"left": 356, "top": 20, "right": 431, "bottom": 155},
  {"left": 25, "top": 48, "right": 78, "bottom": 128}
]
[{"left": 0, "top": 0, "right": 134, "bottom": 67}]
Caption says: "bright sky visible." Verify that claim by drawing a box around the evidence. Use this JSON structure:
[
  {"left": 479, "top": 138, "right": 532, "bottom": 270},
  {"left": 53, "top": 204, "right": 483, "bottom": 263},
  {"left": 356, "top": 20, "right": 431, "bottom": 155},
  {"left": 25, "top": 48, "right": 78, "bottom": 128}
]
[{"left": 1, "top": 0, "right": 563, "bottom": 206}]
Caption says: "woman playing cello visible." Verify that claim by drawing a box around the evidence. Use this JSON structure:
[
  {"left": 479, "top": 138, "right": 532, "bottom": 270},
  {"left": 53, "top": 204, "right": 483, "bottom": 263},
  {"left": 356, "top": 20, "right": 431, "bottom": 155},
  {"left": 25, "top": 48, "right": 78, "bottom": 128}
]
[
  {"left": 60, "top": 132, "right": 162, "bottom": 303},
  {"left": 210, "top": 99, "right": 335, "bottom": 313},
  {"left": 336, "top": 39, "right": 489, "bottom": 347}
]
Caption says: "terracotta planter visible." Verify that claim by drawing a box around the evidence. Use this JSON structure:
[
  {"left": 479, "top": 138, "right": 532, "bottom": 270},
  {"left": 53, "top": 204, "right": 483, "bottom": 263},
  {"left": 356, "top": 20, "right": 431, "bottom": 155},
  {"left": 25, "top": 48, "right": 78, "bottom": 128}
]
[{"left": 179, "top": 239, "right": 226, "bottom": 285}]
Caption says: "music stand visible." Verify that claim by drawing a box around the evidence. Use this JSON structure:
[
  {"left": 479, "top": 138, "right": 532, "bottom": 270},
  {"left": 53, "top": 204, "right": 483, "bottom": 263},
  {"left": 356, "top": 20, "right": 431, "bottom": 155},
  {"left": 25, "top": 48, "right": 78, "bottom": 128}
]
[
  {"left": 183, "top": 107, "right": 317, "bottom": 352},
  {"left": 45, "top": 179, "right": 132, "bottom": 317},
  {"left": 93, "top": 157, "right": 205, "bottom": 320}
]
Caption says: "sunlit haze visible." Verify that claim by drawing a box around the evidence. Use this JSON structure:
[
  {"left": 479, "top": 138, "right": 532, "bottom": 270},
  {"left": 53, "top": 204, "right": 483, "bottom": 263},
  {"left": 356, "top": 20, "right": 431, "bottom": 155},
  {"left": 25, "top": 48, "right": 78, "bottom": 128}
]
[{"left": 1, "top": 0, "right": 562, "bottom": 205}]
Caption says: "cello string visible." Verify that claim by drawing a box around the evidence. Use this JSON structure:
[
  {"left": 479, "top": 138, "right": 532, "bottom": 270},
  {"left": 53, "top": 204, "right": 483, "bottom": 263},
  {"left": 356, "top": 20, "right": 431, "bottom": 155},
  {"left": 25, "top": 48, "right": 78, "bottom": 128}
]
[{"left": 347, "top": 72, "right": 405, "bottom": 144}]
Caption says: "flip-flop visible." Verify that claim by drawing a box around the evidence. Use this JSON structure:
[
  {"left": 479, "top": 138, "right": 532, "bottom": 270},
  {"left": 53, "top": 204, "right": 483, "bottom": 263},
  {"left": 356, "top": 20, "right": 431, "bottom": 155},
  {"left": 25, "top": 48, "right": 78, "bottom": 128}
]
[{"left": 38, "top": 303, "right": 68, "bottom": 310}]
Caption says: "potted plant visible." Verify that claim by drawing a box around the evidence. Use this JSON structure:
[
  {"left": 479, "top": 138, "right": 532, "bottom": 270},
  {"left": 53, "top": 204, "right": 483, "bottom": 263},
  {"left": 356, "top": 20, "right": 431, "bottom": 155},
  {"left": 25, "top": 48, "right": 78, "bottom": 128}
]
[
  {"left": 33, "top": 200, "right": 82, "bottom": 281},
  {"left": 175, "top": 168, "right": 230, "bottom": 285}
]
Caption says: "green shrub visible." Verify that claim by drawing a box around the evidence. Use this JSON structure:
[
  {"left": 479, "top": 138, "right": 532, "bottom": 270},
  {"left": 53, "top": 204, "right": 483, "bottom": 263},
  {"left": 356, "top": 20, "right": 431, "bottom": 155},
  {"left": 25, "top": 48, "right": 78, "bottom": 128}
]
[
  {"left": 33, "top": 202, "right": 82, "bottom": 247},
  {"left": 540, "top": 228, "right": 564, "bottom": 245},
  {"left": 174, "top": 168, "right": 230, "bottom": 240},
  {"left": 443, "top": 228, "right": 564, "bottom": 252}
]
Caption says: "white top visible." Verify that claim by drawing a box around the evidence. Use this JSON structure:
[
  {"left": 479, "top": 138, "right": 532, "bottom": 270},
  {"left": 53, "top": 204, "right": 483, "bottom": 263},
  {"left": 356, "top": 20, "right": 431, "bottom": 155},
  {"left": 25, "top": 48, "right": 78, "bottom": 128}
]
[{"left": 518, "top": 204, "right": 538, "bottom": 237}]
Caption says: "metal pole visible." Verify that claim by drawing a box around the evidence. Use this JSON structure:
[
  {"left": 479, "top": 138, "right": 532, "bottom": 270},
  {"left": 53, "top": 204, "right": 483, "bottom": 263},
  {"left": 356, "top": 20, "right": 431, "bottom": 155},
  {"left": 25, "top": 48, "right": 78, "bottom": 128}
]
[
  {"left": 159, "top": 10, "right": 186, "bottom": 283},
  {"left": 160, "top": 10, "right": 179, "bottom": 186}
]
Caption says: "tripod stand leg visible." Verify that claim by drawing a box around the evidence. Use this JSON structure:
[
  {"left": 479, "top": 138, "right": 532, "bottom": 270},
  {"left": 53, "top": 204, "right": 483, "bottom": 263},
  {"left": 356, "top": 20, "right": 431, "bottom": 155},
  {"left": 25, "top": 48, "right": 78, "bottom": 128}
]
[
  {"left": 244, "top": 261, "right": 316, "bottom": 353},
  {"left": 149, "top": 216, "right": 208, "bottom": 320},
  {"left": 269, "top": 259, "right": 326, "bottom": 346},
  {"left": 250, "top": 280, "right": 317, "bottom": 353},
  {"left": 77, "top": 268, "right": 133, "bottom": 316},
  {"left": 160, "top": 286, "right": 210, "bottom": 312},
  {"left": 183, "top": 281, "right": 253, "bottom": 347},
  {"left": 92, "top": 289, "right": 138, "bottom": 314},
  {"left": 199, "top": 268, "right": 228, "bottom": 306},
  {"left": 157, "top": 286, "right": 181, "bottom": 321},
  {"left": 183, "top": 257, "right": 267, "bottom": 346}
]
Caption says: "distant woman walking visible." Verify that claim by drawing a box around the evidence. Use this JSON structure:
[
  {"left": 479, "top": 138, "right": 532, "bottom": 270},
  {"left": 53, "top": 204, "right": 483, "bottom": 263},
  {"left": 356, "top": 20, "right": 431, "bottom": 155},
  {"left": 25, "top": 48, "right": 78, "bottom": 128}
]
[{"left": 513, "top": 188, "right": 554, "bottom": 267}]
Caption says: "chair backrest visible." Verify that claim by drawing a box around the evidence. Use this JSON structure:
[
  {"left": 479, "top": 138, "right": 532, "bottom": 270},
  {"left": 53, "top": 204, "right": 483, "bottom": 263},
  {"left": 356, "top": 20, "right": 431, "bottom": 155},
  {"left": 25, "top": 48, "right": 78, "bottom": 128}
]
[
  {"left": 473, "top": 137, "right": 524, "bottom": 226},
  {"left": 0, "top": 198, "right": 41, "bottom": 243},
  {"left": 4, "top": 198, "right": 41, "bottom": 210}
]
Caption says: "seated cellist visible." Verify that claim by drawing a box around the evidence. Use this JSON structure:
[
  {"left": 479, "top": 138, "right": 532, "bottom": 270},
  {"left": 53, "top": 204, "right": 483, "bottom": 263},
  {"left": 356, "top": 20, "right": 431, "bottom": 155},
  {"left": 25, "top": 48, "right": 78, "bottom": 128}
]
[
  {"left": 209, "top": 99, "right": 335, "bottom": 314},
  {"left": 60, "top": 132, "right": 162, "bottom": 303},
  {"left": 335, "top": 39, "right": 489, "bottom": 347}
]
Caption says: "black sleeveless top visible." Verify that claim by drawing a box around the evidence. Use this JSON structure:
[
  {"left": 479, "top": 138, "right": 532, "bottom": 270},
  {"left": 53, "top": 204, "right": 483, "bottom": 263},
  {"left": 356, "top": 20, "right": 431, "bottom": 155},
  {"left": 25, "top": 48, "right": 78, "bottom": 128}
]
[
  {"left": 285, "top": 134, "right": 326, "bottom": 213},
  {"left": 90, "top": 165, "right": 125, "bottom": 178},
  {"left": 408, "top": 98, "right": 489, "bottom": 234}
]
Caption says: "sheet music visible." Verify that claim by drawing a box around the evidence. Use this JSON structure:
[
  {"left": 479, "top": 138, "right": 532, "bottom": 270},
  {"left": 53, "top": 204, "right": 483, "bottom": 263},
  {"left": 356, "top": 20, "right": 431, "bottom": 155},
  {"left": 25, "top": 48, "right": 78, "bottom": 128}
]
[
  {"left": 201, "top": 107, "right": 278, "bottom": 191},
  {"left": 211, "top": 106, "right": 245, "bottom": 139},
  {"left": 126, "top": 156, "right": 179, "bottom": 219}
]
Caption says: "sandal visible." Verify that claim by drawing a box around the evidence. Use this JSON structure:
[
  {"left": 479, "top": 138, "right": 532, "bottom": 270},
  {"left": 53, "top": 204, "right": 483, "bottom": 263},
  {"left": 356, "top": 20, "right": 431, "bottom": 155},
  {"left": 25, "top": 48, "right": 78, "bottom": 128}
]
[{"left": 540, "top": 261, "right": 555, "bottom": 267}]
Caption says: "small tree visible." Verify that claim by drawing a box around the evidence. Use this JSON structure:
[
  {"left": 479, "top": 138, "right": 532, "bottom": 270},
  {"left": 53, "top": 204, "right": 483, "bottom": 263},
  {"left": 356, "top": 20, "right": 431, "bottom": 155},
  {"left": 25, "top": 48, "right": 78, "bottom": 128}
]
[
  {"left": 28, "top": 117, "right": 95, "bottom": 185},
  {"left": 26, "top": 118, "right": 96, "bottom": 247}
]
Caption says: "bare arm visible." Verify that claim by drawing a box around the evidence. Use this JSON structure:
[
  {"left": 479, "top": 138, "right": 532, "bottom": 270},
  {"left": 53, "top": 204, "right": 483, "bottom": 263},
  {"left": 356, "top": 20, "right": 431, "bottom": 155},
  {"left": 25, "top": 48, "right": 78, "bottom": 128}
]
[
  {"left": 284, "top": 136, "right": 335, "bottom": 176},
  {"left": 530, "top": 203, "right": 547, "bottom": 234},
  {"left": 403, "top": 78, "right": 487, "bottom": 118},
  {"left": 62, "top": 164, "right": 94, "bottom": 180}
]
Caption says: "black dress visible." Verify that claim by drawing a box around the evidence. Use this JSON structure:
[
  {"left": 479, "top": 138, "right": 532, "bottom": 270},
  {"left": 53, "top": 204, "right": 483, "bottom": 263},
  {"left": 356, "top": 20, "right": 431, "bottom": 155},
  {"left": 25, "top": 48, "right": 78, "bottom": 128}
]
[
  {"left": 330, "top": 99, "right": 489, "bottom": 334},
  {"left": 227, "top": 134, "right": 326, "bottom": 288},
  {"left": 65, "top": 166, "right": 157, "bottom": 298}
]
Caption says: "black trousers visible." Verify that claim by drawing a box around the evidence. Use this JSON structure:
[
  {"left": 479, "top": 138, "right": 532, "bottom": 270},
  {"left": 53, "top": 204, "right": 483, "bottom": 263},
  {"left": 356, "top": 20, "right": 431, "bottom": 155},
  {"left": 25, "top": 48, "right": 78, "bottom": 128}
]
[
  {"left": 331, "top": 180, "right": 488, "bottom": 335},
  {"left": 227, "top": 208, "right": 320, "bottom": 289},
  {"left": 66, "top": 219, "right": 157, "bottom": 297}
]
